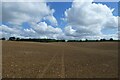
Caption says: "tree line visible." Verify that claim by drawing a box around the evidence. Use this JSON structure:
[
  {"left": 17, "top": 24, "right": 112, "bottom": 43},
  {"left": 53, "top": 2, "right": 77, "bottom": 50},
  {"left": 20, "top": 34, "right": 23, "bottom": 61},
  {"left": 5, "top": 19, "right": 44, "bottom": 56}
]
[
  {"left": 0, "top": 37, "right": 65, "bottom": 42},
  {"left": 0, "top": 37, "right": 119, "bottom": 42}
]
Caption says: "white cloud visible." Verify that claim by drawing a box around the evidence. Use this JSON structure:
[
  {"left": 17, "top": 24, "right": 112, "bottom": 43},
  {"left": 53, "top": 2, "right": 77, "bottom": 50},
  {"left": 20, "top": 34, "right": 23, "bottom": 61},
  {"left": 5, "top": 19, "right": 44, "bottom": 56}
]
[
  {"left": 44, "top": 15, "right": 58, "bottom": 26},
  {"left": 32, "top": 22, "right": 62, "bottom": 34},
  {"left": 1, "top": 1, "right": 119, "bottom": 40},
  {"left": 30, "top": 22, "right": 63, "bottom": 39},
  {"left": 0, "top": 2, "right": 2, "bottom": 23},
  {"left": 0, "top": 22, "right": 63, "bottom": 39},
  {"left": 0, "top": 25, "right": 22, "bottom": 38},
  {"left": 1, "top": 2, "right": 61, "bottom": 39},
  {"left": 118, "top": 17, "right": 120, "bottom": 27},
  {"left": 0, "top": 25, "right": 21, "bottom": 34},
  {"left": 2, "top": 0, "right": 45, "bottom": 2},
  {"left": 2, "top": 2, "right": 57, "bottom": 25},
  {"left": 64, "top": 0, "right": 118, "bottom": 40}
]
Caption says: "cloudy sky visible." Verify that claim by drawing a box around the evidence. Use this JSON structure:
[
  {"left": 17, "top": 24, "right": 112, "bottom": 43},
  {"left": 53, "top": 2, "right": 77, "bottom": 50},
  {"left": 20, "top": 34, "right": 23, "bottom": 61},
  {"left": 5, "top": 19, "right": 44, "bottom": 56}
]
[{"left": 0, "top": 0, "right": 119, "bottom": 40}]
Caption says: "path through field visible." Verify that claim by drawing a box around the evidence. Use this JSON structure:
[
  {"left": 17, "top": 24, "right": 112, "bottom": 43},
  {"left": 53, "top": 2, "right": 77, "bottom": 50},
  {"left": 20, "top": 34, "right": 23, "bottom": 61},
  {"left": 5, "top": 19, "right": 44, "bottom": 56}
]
[{"left": 2, "top": 41, "right": 118, "bottom": 78}]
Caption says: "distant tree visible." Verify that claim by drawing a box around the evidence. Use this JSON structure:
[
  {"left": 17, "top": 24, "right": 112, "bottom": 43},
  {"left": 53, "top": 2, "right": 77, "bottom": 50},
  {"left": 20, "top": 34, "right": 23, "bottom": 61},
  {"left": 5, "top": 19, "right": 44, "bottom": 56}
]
[
  {"left": 110, "top": 38, "right": 113, "bottom": 41},
  {"left": 85, "top": 39, "right": 88, "bottom": 42},
  {"left": 9, "top": 37, "right": 16, "bottom": 41},
  {"left": 1, "top": 37, "right": 6, "bottom": 40},
  {"left": 96, "top": 40, "right": 99, "bottom": 42},
  {"left": 79, "top": 40, "right": 82, "bottom": 42},
  {"left": 60, "top": 40, "right": 65, "bottom": 42},
  {"left": 16, "top": 38, "right": 20, "bottom": 41},
  {"left": 100, "top": 39, "right": 103, "bottom": 41},
  {"left": 102, "top": 38, "right": 106, "bottom": 41}
]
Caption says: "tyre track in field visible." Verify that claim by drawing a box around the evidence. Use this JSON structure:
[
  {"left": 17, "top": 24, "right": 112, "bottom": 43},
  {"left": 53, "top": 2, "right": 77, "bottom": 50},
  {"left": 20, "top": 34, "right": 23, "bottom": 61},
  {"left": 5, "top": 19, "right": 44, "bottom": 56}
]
[
  {"left": 36, "top": 43, "right": 66, "bottom": 78},
  {"left": 36, "top": 52, "right": 58, "bottom": 78},
  {"left": 60, "top": 44, "right": 65, "bottom": 78},
  {"left": 61, "top": 51, "right": 65, "bottom": 78}
]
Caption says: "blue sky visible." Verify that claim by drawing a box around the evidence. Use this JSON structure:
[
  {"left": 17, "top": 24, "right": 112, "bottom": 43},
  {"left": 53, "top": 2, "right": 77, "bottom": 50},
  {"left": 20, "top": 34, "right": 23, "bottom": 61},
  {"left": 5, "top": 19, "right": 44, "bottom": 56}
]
[
  {"left": 1, "top": 1, "right": 119, "bottom": 40},
  {"left": 47, "top": 2, "right": 72, "bottom": 29}
]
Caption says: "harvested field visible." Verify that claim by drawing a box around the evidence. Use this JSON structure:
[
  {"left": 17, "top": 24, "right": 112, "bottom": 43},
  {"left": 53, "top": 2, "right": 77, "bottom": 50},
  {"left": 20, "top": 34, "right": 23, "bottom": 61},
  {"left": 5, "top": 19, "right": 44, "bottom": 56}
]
[{"left": 2, "top": 41, "right": 118, "bottom": 78}]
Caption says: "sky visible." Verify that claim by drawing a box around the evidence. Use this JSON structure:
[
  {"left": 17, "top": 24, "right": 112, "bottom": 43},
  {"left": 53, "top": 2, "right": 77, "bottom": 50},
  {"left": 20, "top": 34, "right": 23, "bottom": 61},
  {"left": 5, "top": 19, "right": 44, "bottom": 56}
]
[{"left": 0, "top": 0, "right": 119, "bottom": 40}]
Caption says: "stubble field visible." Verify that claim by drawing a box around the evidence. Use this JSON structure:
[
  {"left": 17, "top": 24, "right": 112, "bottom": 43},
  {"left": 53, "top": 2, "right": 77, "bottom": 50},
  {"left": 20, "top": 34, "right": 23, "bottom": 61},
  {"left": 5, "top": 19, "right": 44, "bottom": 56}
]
[{"left": 2, "top": 41, "right": 118, "bottom": 78}]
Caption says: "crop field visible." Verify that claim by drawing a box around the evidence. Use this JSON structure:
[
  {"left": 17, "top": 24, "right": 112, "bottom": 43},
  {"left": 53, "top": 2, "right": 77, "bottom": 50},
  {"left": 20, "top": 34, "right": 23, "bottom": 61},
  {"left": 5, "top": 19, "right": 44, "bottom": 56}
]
[{"left": 2, "top": 41, "right": 118, "bottom": 78}]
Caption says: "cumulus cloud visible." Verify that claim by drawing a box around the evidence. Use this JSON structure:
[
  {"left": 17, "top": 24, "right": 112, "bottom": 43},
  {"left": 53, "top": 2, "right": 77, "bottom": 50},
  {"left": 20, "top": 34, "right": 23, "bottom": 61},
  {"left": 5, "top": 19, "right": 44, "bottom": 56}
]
[
  {"left": 1, "top": 2, "right": 61, "bottom": 39},
  {"left": 64, "top": 0, "right": 118, "bottom": 40},
  {"left": 44, "top": 15, "right": 58, "bottom": 26},
  {"left": 2, "top": 0, "right": 45, "bottom": 2},
  {"left": 33, "top": 22, "right": 62, "bottom": 34},
  {"left": 29, "top": 22, "right": 63, "bottom": 39},
  {"left": 0, "top": 25, "right": 21, "bottom": 38},
  {"left": 0, "top": 22, "right": 63, "bottom": 39},
  {"left": 2, "top": 2, "right": 57, "bottom": 25}
]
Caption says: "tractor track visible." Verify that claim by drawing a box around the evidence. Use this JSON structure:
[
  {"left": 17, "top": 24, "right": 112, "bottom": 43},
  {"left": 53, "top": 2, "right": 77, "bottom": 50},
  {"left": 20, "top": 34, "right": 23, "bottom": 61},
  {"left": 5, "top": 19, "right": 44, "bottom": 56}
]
[{"left": 36, "top": 53, "right": 58, "bottom": 78}]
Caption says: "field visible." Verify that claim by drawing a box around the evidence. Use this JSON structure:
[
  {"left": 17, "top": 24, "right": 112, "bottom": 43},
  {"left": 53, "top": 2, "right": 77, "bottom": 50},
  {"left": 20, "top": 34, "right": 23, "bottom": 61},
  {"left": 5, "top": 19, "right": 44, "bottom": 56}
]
[{"left": 2, "top": 41, "right": 118, "bottom": 78}]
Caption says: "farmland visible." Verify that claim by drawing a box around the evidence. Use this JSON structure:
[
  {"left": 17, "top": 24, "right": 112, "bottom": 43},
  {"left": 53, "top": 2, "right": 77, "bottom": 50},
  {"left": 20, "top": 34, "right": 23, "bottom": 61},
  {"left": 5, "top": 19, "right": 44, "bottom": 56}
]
[{"left": 2, "top": 41, "right": 118, "bottom": 78}]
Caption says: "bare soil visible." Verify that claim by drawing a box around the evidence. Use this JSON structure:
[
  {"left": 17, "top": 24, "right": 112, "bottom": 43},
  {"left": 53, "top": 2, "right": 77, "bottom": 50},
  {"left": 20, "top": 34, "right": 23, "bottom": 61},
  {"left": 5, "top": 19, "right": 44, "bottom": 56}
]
[{"left": 2, "top": 41, "right": 118, "bottom": 78}]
